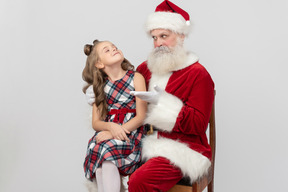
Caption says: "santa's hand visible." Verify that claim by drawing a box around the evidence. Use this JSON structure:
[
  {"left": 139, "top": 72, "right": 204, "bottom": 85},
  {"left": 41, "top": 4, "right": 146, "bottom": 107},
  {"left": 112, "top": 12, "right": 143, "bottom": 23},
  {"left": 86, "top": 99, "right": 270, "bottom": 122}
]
[
  {"left": 86, "top": 85, "right": 95, "bottom": 106},
  {"left": 130, "top": 85, "right": 163, "bottom": 105}
]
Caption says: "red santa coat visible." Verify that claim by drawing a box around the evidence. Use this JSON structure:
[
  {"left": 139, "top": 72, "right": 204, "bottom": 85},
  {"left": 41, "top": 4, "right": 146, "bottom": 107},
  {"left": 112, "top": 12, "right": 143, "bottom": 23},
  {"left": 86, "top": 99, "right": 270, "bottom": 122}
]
[{"left": 136, "top": 52, "right": 215, "bottom": 182}]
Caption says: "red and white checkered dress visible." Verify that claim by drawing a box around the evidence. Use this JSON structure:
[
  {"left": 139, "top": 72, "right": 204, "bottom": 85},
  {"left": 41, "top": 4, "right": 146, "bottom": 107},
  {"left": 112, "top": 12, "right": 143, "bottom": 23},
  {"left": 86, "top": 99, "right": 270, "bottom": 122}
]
[{"left": 84, "top": 70, "right": 145, "bottom": 180}]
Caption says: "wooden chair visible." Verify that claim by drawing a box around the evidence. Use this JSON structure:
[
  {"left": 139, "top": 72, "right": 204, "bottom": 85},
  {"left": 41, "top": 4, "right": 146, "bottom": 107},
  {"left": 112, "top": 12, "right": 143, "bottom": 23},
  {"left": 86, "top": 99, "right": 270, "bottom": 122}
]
[{"left": 168, "top": 91, "right": 216, "bottom": 192}]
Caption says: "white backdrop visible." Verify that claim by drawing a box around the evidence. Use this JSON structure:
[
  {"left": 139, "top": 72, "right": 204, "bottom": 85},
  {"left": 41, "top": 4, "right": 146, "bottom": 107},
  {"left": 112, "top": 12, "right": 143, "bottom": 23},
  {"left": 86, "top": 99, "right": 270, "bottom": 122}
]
[{"left": 1, "top": 0, "right": 288, "bottom": 191}]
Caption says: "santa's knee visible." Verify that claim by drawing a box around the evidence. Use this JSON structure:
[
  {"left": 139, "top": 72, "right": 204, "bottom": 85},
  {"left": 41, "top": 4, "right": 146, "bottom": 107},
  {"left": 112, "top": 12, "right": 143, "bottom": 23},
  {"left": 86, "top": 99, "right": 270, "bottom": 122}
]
[{"left": 128, "top": 170, "right": 149, "bottom": 192}]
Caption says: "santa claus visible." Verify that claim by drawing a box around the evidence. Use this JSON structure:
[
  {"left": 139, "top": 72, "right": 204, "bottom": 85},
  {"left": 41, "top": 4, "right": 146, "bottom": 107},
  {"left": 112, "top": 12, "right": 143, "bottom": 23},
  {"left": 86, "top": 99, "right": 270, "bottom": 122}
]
[
  {"left": 128, "top": 0, "right": 215, "bottom": 191},
  {"left": 85, "top": 0, "right": 215, "bottom": 191}
]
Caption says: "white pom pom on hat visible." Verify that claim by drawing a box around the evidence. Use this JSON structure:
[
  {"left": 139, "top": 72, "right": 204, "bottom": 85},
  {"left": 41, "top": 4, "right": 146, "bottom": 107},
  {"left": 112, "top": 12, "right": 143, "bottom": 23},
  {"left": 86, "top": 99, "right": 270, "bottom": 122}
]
[{"left": 145, "top": 0, "right": 191, "bottom": 36}]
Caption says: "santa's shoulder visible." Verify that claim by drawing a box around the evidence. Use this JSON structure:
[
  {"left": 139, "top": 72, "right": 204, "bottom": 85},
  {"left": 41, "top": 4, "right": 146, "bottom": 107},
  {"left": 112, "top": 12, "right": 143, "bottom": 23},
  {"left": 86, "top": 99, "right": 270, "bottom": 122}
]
[
  {"left": 173, "top": 62, "right": 214, "bottom": 87},
  {"left": 136, "top": 61, "right": 151, "bottom": 86},
  {"left": 179, "top": 61, "right": 210, "bottom": 75}
]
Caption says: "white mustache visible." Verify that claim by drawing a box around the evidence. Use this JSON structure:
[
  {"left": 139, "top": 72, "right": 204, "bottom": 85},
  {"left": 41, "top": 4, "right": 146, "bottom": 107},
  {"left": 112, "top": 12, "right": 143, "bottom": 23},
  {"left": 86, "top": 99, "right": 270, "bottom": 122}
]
[{"left": 153, "top": 46, "right": 171, "bottom": 54}]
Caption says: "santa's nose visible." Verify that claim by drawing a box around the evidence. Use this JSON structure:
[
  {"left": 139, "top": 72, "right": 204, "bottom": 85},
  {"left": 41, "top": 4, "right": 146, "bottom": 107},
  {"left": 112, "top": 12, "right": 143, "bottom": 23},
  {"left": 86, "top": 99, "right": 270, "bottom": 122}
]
[{"left": 154, "top": 39, "right": 163, "bottom": 48}]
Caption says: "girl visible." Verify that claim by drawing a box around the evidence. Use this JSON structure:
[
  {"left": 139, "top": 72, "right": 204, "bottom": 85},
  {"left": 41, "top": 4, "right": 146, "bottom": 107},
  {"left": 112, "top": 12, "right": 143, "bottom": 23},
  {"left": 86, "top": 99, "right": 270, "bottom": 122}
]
[{"left": 82, "top": 39, "right": 147, "bottom": 192}]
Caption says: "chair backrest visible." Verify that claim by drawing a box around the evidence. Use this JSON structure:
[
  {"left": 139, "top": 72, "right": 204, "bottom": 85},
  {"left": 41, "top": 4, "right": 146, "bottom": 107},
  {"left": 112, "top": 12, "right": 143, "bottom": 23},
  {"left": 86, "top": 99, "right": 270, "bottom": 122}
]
[{"left": 208, "top": 90, "right": 216, "bottom": 186}]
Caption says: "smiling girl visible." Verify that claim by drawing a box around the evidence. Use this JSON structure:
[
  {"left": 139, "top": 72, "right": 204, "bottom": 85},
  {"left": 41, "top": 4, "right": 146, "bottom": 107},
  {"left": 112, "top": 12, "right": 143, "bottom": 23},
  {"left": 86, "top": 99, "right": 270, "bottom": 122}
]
[{"left": 82, "top": 39, "right": 147, "bottom": 192}]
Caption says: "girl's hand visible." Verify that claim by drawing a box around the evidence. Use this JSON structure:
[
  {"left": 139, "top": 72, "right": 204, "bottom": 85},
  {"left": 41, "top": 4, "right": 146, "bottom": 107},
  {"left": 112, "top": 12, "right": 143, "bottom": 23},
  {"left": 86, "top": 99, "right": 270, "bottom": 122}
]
[
  {"left": 108, "top": 122, "right": 130, "bottom": 142},
  {"left": 96, "top": 131, "right": 113, "bottom": 143}
]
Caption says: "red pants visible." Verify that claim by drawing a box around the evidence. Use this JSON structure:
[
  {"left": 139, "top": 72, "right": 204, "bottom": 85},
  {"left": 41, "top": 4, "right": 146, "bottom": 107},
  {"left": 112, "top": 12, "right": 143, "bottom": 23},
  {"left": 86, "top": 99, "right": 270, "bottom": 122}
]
[{"left": 128, "top": 157, "right": 183, "bottom": 192}]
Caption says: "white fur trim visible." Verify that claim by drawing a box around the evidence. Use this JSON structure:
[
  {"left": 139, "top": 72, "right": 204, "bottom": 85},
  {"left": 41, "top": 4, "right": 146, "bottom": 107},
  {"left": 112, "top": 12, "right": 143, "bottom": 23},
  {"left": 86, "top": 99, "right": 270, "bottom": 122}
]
[
  {"left": 148, "top": 73, "right": 171, "bottom": 91},
  {"left": 85, "top": 179, "right": 97, "bottom": 192},
  {"left": 172, "top": 52, "right": 199, "bottom": 71},
  {"left": 146, "top": 12, "right": 191, "bottom": 35},
  {"left": 144, "top": 90, "right": 183, "bottom": 132},
  {"left": 142, "top": 136, "right": 211, "bottom": 183}
]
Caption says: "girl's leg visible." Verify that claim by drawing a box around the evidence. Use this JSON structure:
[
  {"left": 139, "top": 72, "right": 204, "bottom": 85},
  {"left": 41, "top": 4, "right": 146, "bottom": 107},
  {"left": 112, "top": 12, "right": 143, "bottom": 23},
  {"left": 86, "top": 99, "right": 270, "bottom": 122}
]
[
  {"left": 96, "top": 168, "right": 104, "bottom": 192},
  {"left": 102, "top": 160, "right": 121, "bottom": 192}
]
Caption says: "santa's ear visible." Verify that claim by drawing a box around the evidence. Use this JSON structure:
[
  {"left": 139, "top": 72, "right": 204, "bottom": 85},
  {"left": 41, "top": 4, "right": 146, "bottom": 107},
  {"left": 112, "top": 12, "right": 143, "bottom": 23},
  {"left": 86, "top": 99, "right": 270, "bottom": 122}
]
[{"left": 180, "top": 34, "right": 185, "bottom": 41}]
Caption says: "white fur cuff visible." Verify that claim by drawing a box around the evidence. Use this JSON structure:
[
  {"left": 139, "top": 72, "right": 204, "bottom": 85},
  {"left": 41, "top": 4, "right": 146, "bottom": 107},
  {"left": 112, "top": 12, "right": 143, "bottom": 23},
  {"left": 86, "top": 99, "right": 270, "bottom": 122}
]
[{"left": 144, "top": 91, "right": 183, "bottom": 132}]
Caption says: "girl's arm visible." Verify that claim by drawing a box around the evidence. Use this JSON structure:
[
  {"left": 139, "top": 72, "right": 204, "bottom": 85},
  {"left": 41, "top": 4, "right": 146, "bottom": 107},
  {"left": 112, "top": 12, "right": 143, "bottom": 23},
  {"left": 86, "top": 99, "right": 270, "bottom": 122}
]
[
  {"left": 92, "top": 104, "right": 130, "bottom": 142},
  {"left": 122, "top": 72, "right": 147, "bottom": 132}
]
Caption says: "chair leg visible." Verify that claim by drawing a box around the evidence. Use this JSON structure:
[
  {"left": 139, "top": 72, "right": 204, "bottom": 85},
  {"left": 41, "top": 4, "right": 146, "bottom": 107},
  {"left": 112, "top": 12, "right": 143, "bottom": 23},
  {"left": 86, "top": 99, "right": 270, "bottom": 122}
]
[
  {"left": 207, "top": 179, "right": 214, "bottom": 192},
  {"left": 192, "top": 182, "right": 200, "bottom": 192}
]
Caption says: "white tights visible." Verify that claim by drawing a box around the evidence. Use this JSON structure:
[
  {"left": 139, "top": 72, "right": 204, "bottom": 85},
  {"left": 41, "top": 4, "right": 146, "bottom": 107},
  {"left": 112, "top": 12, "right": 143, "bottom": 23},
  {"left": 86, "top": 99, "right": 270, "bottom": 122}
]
[{"left": 95, "top": 161, "right": 121, "bottom": 192}]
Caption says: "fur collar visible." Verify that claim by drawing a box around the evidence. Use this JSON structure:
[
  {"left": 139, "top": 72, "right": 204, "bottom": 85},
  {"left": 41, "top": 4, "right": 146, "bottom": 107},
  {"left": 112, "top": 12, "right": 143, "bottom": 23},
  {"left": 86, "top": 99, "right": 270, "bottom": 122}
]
[{"left": 172, "top": 52, "right": 199, "bottom": 72}]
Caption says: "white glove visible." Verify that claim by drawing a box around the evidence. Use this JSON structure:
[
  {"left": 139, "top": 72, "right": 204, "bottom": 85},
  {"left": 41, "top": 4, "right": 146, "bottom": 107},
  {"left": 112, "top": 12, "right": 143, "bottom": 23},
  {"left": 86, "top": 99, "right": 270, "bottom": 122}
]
[
  {"left": 86, "top": 85, "right": 95, "bottom": 106},
  {"left": 130, "top": 85, "right": 163, "bottom": 105}
]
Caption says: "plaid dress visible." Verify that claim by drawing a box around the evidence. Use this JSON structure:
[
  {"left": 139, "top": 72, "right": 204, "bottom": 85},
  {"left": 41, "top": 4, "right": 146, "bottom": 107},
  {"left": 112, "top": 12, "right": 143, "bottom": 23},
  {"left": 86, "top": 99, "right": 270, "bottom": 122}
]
[{"left": 84, "top": 70, "right": 145, "bottom": 180}]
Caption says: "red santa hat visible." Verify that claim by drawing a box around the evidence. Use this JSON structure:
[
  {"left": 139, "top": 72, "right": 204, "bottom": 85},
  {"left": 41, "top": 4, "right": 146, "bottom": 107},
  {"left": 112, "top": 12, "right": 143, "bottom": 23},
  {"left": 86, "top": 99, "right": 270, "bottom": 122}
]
[{"left": 145, "top": 0, "right": 191, "bottom": 36}]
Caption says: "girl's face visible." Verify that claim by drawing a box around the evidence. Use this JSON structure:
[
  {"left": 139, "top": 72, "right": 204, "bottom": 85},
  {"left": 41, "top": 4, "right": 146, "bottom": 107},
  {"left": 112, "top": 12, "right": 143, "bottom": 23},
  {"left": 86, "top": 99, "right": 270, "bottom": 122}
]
[{"left": 95, "top": 41, "right": 124, "bottom": 69}]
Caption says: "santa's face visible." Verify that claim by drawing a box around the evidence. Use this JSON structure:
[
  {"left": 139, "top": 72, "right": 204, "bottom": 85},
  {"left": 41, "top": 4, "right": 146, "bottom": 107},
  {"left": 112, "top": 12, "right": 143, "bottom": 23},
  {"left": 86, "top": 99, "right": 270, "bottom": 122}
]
[
  {"left": 150, "top": 29, "right": 184, "bottom": 48},
  {"left": 147, "top": 31, "right": 187, "bottom": 75}
]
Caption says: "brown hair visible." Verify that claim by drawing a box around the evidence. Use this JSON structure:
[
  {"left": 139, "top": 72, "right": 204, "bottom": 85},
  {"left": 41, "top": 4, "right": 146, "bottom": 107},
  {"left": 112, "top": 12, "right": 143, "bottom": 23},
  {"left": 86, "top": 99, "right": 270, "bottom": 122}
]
[{"left": 82, "top": 39, "right": 134, "bottom": 119}]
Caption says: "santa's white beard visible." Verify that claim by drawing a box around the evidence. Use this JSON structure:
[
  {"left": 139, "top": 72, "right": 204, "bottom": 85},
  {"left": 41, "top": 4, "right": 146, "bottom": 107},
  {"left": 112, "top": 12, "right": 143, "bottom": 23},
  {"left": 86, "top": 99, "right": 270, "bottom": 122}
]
[{"left": 147, "top": 44, "right": 187, "bottom": 75}]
